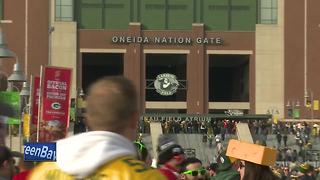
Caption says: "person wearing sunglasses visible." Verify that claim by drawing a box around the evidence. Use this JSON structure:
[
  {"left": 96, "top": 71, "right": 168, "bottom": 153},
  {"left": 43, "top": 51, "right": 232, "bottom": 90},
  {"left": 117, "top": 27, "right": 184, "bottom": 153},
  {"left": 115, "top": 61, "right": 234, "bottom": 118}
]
[
  {"left": 281, "top": 166, "right": 291, "bottom": 180},
  {"left": 180, "top": 157, "right": 207, "bottom": 180}
]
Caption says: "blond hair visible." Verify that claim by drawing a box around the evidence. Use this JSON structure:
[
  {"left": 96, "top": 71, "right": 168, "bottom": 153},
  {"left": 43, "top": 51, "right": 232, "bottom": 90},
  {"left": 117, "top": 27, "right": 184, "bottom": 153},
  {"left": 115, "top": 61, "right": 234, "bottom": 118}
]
[{"left": 86, "top": 76, "right": 138, "bottom": 132}]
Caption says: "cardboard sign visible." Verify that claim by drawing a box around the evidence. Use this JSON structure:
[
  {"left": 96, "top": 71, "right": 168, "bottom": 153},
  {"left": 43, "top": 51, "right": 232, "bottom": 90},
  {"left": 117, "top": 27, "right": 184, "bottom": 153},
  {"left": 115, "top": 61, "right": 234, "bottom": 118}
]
[{"left": 226, "top": 139, "right": 277, "bottom": 166}]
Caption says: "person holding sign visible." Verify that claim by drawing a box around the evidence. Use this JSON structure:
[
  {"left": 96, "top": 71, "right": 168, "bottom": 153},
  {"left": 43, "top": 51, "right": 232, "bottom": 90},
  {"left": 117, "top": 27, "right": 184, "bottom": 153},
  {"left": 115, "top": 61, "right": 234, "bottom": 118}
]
[{"left": 226, "top": 139, "right": 280, "bottom": 180}]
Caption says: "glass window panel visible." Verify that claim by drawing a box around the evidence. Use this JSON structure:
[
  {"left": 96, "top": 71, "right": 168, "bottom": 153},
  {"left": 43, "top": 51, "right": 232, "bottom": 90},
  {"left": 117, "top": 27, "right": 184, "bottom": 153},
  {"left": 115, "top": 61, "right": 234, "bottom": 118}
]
[
  {"left": 203, "top": 0, "right": 229, "bottom": 30},
  {"left": 61, "top": 6, "right": 73, "bottom": 18},
  {"left": 209, "top": 55, "right": 249, "bottom": 102},
  {"left": 104, "top": 0, "right": 130, "bottom": 29},
  {"left": 56, "top": 0, "right": 61, "bottom": 6},
  {"left": 140, "top": 0, "right": 166, "bottom": 30},
  {"left": 261, "top": 0, "right": 272, "bottom": 8},
  {"left": 272, "top": 0, "right": 277, "bottom": 7},
  {"left": 146, "top": 54, "right": 187, "bottom": 101},
  {"left": 261, "top": 9, "right": 272, "bottom": 19},
  {"left": 55, "top": 7, "right": 61, "bottom": 18},
  {"left": 63, "top": 0, "right": 73, "bottom": 6},
  {"left": 230, "top": 0, "right": 256, "bottom": 31},
  {"left": 272, "top": 9, "right": 277, "bottom": 19},
  {"left": 82, "top": 53, "right": 124, "bottom": 91},
  {"left": 167, "top": 0, "right": 193, "bottom": 30},
  {"left": 258, "top": 0, "right": 277, "bottom": 24},
  {"left": 80, "top": 7, "right": 103, "bottom": 29}
]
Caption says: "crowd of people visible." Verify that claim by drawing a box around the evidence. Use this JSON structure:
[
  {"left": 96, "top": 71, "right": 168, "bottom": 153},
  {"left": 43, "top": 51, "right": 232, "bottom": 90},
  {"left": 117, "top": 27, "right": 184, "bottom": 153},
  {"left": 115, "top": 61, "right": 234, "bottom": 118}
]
[
  {"left": 0, "top": 76, "right": 320, "bottom": 179},
  {"left": 139, "top": 117, "right": 320, "bottom": 138}
]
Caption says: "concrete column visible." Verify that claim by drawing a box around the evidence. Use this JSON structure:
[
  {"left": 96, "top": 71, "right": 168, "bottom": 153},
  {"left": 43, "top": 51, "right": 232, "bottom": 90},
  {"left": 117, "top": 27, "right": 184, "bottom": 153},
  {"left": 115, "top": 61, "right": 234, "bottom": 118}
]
[
  {"left": 187, "top": 23, "right": 207, "bottom": 114},
  {"left": 125, "top": 23, "right": 144, "bottom": 113}
]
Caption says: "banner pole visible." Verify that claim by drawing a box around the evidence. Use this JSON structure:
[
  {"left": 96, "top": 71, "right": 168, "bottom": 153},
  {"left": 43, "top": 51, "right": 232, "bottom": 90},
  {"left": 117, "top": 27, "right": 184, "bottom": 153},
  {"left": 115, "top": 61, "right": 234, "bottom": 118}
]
[
  {"left": 27, "top": 75, "right": 33, "bottom": 142},
  {"left": 37, "top": 66, "right": 43, "bottom": 142},
  {"left": 9, "top": 123, "right": 12, "bottom": 149},
  {"left": 19, "top": 112, "right": 22, "bottom": 152}
]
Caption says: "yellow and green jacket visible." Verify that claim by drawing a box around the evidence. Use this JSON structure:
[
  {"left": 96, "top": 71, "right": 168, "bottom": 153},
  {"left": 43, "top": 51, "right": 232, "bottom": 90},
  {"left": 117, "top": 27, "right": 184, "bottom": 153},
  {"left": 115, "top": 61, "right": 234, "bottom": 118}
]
[
  {"left": 29, "top": 156, "right": 166, "bottom": 180},
  {"left": 28, "top": 131, "right": 166, "bottom": 180}
]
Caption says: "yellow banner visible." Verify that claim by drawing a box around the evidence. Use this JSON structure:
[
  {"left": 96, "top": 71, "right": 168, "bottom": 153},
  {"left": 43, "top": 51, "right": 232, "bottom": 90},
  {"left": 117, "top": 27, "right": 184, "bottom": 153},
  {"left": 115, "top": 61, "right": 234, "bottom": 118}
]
[
  {"left": 273, "top": 115, "right": 278, "bottom": 124},
  {"left": 23, "top": 113, "right": 31, "bottom": 139},
  {"left": 314, "top": 100, "right": 319, "bottom": 110}
]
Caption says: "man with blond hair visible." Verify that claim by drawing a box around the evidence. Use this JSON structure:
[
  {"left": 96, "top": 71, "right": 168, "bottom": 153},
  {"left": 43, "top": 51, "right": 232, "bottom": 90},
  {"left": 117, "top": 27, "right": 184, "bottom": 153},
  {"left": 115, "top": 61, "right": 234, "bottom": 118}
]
[{"left": 29, "top": 76, "right": 166, "bottom": 180}]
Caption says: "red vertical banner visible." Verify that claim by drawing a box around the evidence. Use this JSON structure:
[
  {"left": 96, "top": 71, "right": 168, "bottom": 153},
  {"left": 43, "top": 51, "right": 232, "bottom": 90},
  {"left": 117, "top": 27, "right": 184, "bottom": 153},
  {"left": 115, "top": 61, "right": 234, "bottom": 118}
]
[
  {"left": 30, "top": 76, "right": 40, "bottom": 142},
  {"left": 40, "top": 66, "right": 72, "bottom": 142},
  {"left": 31, "top": 77, "right": 40, "bottom": 124}
]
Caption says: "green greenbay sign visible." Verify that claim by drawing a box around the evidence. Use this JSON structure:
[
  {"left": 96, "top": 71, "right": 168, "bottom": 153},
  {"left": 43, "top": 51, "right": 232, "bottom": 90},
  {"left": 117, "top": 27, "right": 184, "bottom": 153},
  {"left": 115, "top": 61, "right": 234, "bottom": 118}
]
[{"left": 0, "top": 92, "right": 20, "bottom": 125}]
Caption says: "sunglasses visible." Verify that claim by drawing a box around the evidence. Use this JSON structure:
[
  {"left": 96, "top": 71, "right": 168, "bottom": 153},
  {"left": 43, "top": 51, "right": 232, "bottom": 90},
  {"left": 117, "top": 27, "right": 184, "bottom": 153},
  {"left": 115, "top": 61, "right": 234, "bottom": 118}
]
[
  {"left": 134, "top": 141, "right": 146, "bottom": 151},
  {"left": 183, "top": 168, "right": 206, "bottom": 176}
]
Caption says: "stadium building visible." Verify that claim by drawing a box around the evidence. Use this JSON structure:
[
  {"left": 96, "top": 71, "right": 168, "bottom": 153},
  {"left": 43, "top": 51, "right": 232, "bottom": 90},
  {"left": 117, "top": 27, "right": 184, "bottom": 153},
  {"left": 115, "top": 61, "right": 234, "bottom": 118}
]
[{"left": 0, "top": 0, "right": 319, "bottom": 120}]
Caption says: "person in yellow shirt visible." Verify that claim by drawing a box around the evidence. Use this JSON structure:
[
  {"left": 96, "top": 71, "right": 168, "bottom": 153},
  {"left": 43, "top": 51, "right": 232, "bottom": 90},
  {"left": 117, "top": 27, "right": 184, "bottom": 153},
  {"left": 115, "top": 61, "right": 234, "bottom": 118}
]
[{"left": 29, "top": 76, "right": 166, "bottom": 180}]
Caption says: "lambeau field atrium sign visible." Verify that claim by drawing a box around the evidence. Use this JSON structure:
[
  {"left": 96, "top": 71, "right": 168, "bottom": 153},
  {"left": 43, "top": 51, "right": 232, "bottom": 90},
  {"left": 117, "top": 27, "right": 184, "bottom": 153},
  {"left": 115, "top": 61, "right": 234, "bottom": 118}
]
[{"left": 111, "top": 36, "right": 223, "bottom": 45}]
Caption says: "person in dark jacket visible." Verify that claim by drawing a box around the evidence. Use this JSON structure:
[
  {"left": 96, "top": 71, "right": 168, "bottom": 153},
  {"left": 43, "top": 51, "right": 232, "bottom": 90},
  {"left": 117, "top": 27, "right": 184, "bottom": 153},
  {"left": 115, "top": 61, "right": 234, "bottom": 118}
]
[
  {"left": 283, "top": 134, "right": 288, "bottom": 147},
  {"left": 211, "top": 153, "right": 240, "bottom": 180},
  {"left": 277, "top": 132, "right": 282, "bottom": 148}
]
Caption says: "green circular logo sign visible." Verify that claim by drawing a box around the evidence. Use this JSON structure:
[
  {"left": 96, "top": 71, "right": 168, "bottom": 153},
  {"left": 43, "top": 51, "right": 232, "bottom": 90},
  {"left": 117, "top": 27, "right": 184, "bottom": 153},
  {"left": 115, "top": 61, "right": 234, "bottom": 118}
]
[
  {"left": 154, "top": 73, "right": 179, "bottom": 96},
  {"left": 51, "top": 102, "right": 61, "bottom": 110}
]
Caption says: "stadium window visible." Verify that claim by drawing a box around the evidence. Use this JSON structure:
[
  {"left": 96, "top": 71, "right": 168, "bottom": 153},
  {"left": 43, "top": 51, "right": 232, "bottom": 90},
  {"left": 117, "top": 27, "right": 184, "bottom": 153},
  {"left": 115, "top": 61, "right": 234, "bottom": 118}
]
[
  {"left": 55, "top": 0, "right": 74, "bottom": 21},
  {"left": 258, "top": 0, "right": 277, "bottom": 24}
]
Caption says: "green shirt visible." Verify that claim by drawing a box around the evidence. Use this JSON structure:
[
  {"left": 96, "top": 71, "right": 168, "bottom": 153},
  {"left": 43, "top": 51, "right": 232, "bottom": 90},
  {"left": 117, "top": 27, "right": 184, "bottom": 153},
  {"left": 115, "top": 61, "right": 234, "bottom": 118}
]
[{"left": 211, "top": 169, "right": 240, "bottom": 180}]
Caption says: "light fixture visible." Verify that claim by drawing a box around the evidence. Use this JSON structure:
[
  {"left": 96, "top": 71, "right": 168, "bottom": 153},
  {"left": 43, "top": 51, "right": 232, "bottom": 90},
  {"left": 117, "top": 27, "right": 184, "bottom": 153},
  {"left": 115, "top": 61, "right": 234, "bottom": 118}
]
[
  {"left": 7, "top": 62, "right": 26, "bottom": 82},
  {"left": 79, "top": 89, "right": 85, "bottom": 96},
  {"left": 6, "top": 82, "right": 19, "bottom": 91},
  {"left": 295, "top": 100, "right": 300, "bottom": 107},
  {"left": 0, "top": 29, "right": 15, "bottom": 58},
  {"left": 20, "top": 81, "right": 30, "bottom": 96},
  {"left": 286, "top": 101, "right": 291, "bottom": 107}
]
